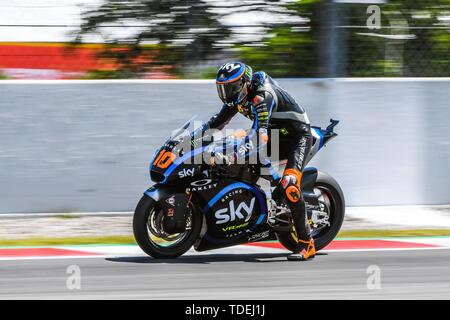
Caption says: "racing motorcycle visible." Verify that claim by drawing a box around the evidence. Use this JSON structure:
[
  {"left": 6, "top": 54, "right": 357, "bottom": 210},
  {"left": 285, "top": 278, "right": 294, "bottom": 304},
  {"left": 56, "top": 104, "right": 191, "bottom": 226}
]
[{"left": 133, "top": 117, "right": 345, "bottom": 258}]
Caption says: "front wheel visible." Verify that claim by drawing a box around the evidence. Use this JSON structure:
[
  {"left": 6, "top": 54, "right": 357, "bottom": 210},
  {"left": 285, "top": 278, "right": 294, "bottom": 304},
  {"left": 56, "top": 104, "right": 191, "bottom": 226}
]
[
  {"left": 276, "top": 171, "right": 345, "bottom": 251},
  {"left": 133, "top": 195, "right": 202, "bottom": 258}
]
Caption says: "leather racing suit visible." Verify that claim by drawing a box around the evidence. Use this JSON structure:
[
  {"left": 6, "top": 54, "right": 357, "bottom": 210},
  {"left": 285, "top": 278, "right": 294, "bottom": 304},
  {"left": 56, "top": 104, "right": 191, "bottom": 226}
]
[{"left": 204, "top": 71, "right": 313, "bottom": 247}]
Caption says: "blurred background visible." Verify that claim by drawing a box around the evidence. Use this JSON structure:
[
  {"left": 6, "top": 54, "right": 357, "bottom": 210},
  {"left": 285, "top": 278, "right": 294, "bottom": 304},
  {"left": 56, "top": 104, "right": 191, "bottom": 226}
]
[
  {"left": 0, "top": 0, "right": 449, "bottom": 213},
  {"left": 0, "top": 0, "right": 449, "bottom": 79}
]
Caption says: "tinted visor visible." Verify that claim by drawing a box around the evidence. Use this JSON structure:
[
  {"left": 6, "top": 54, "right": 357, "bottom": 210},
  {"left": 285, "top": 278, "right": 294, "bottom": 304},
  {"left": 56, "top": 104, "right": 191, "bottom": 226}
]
[{"left": 216, "top": 78, "right": 245, "bottom": 104}]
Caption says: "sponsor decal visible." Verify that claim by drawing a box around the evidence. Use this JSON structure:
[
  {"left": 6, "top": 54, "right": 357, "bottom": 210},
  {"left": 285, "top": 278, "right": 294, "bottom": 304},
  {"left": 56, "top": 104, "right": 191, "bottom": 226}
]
[
  {"left": 165, "top": 195, "right": 176, "bottom": 206},
  {"left": 220, "top": 189, "right": 243, "bottom": 203},
  {"left": 191, "top": 179, "right": 212, "bottom": 187},
  {"left": 248, "top": 230, "right": 270, "bottom": 242},
  {"left": 280, "top": 128, "right": 289, "bottom": 135},
  {"left": 215, "top": 197, "right": 255, "bottom": 225},
  {"left": 238, "top": 140, "right": 254, "bottom": 155},
  {"left": 186, "top": 179, "right": 218, "bottom": 192},
  {"left": 178, "top": 168, "right": 195, "bottom": 178},
  {"left": 167, "top": 208, "right": 174, "bottom": 217},
  {"left": 221, "top": 62, "right": 241, "bottom": 73},
  {"left": 298, "top": 136, "right": 307, "bottom": 166},
  {"left": 222, "top": 222, "right": 249, "bottom": 232}
]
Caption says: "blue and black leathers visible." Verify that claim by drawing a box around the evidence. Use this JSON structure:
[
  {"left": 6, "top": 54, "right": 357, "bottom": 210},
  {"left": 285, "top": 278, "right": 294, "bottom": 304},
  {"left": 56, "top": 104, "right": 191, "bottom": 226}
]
[{"left": 206, "top": 72, "right": 313, "bottom": 246}]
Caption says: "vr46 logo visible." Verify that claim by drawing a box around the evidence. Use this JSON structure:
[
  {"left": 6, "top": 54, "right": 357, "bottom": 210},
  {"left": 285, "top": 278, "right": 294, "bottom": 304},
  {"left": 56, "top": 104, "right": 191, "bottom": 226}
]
[
  {"left": 221, "top": 62, "right": 240, "bottom": 72},
  {"left": 215, "top": 198, "right": 255, "bottom": 225}
]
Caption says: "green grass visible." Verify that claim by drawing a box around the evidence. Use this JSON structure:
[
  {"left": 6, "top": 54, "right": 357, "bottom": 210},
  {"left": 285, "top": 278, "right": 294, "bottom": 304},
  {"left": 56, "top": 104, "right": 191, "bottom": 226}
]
[
  {"left": 337, "top": 229, "right": 450, "bottom": 239},
  {"left": 0, "top": 236, "right": 136, "bottom": 247},
  {"left": 1, "top": 229, "right": 450, "bottom": 247},
  {"left": 55, "top": 214, "right": 81, "bottom": 219}
]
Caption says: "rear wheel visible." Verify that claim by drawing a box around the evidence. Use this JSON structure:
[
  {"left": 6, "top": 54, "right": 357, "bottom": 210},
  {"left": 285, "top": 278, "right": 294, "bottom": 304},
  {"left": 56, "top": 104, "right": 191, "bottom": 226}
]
[
  {"left": 133, "top": 195, "right": 202, "bottom": 258},
  {"left": 276, "top": 171, "right": 345, "bottom": 251}
]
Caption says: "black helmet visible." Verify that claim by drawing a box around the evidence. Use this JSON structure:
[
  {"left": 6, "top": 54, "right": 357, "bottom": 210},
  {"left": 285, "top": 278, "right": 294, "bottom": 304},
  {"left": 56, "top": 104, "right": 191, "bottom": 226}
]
[{"left": 216, "top": 62, "right": 252, "bottom": 105}]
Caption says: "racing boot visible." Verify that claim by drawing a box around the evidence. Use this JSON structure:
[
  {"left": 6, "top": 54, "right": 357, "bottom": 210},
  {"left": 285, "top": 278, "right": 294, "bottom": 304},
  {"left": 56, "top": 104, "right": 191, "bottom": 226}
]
[
  {"left": 287, "top": 199, "right": 316, "bottom": 261},
  {"left": 287, "top": 238, "right": 316, "bottom": 261},
  {"left": 279, "top": 169, "right": 315, "bottom": 261}
]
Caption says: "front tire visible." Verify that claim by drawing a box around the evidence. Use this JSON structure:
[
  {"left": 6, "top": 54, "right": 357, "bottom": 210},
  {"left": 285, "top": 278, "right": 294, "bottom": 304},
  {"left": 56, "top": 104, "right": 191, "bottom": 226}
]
[
  {"left": 276, "top": 171, "right": 345, "bottom": 251},
  {"left": 133, "top": 195, "right": 202, "bottom": 258}
]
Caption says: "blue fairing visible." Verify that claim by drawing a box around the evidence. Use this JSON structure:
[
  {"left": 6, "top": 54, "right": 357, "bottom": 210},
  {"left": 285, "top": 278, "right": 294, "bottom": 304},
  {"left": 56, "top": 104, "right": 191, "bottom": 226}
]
[
  {"left": 312, "top": 127, "right": 325, "bottom": 149},
  {"left": 202, "top": 182, "right": 267, "bottom": 244},
  {"left": 144, "top": 186, "right": 161, "bottom": 201},
  {"left": 151, "top": 146, "right": 207, "bottom": 184}
]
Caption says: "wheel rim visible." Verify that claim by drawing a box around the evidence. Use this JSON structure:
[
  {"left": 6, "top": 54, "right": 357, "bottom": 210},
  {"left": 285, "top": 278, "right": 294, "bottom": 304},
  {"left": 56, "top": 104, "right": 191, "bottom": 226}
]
[
  {"left": 146, "top": 204, "right": 193, "bottom": 248},
  {"left": 310, "top": 185, "right": 335, "bottom": 238}
]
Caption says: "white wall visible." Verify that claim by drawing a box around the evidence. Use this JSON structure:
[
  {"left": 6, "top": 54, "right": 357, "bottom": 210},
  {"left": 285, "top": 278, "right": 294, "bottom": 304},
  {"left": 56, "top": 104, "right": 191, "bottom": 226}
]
[{"left": 0, "top": 78, "right": 449, "bottom": 213}]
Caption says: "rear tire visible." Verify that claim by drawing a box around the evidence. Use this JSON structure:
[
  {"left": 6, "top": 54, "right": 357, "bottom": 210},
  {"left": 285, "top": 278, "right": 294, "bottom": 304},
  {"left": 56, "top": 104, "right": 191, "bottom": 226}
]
[
  {"left": 133, "top": 195, "right": 202, "bottom": 258},
  {"left": 276, "top": 171, "right": 345, "bottom": 251}
]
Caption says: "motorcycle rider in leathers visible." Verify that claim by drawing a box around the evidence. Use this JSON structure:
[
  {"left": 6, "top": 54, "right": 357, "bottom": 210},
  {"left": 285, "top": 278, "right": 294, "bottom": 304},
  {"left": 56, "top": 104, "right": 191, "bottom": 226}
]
[{"left": 200, "top": 62, "right": 315, "bottom": 261}]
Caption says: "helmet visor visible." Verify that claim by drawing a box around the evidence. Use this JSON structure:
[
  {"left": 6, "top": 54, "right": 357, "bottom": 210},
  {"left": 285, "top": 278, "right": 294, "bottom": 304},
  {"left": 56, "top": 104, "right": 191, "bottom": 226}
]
[{"left": 216, "top": 78, "right": 245, "bottom": 104}]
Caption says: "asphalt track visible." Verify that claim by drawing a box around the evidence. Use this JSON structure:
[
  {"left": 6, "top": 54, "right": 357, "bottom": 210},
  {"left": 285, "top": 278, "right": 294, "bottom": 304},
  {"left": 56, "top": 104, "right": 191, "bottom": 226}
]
[{"left": 0, "top": 248, "right": 449, "bottom": 299}]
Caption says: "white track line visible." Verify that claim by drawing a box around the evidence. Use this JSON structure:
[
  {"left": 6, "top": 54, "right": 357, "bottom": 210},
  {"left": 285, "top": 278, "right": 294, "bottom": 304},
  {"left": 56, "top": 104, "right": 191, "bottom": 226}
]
[
  {"left": 1, "top": 245, "right": 450, "bottom": 261},
  {"left": 0, "top": 211, "right": 132, "bottom": 218}
]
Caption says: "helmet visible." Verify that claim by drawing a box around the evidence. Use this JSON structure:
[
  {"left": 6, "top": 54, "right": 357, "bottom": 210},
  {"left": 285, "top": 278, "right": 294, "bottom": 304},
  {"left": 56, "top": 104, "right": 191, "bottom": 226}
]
[{"left": 216, "top": 62, "right": 252, "bottom": 105}]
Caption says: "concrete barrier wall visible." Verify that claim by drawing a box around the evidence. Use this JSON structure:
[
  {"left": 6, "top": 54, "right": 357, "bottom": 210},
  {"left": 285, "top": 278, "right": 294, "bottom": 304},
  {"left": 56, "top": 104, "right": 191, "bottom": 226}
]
[{"left": 0, "top": 79, "right": 449, "bottom": 213}]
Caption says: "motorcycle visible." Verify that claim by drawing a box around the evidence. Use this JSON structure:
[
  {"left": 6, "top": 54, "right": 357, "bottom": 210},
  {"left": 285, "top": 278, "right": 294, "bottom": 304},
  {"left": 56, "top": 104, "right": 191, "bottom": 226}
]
[{"left": 133, "top": 117, "right": 345, "bottom": 258}]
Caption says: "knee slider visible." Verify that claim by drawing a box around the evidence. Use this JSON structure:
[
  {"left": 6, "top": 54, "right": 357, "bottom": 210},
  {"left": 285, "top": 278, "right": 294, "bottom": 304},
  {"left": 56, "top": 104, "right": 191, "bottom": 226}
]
[
  {"left": 281, "top": 169, "right": 303, "bottom": 203},
  {"left": 285, "top": 185, "right": 301, "bottom": 203}
]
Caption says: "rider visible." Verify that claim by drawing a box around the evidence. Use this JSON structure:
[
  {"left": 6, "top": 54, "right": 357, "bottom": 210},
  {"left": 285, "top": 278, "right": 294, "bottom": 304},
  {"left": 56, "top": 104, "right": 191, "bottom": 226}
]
[{"left": 201, "top": 61, "right": 315, "bottom": 261}]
